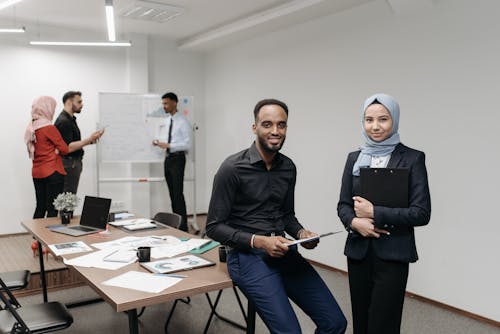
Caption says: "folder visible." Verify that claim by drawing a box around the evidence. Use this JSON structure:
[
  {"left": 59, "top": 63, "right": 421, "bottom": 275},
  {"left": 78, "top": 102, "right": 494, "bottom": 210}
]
[{"left": 360, "top": 168, "right": 409, "bottom": 208}]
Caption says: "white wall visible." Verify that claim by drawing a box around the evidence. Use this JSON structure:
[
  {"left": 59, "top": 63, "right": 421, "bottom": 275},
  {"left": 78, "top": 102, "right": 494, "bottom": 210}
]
[
  {"left": 0, "top": 32, "right": 128, "bottom": 234},
  {"left": 0, "top": 29, "right": 207, "bottom": 233},
  {"left": 203, "top": 0, "right": 500, "bottom": 322}
]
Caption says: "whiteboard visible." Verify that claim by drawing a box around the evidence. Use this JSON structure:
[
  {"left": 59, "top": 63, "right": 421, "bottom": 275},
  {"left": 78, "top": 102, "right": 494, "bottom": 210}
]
[{"left": 98, "top": 93, "right": 194, "bottom": 163}]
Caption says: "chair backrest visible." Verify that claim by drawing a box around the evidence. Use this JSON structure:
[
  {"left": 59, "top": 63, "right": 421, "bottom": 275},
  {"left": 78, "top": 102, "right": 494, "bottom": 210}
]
[{"left": 153, "top": 212, "right": 182, "bottom": 229}]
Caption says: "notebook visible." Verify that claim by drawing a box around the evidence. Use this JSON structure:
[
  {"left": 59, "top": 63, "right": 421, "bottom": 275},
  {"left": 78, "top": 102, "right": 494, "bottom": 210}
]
[
  {"left": 49, "top": 196, "right": 112, "bottom": 236},
  {"left": 359, "top": 168, "right": 409, "bottom": 208}
]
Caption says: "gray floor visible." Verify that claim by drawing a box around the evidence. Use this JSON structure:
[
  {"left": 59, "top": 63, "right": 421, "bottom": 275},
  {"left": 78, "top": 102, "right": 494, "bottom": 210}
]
[{"left": 15, "top": 267, "right": 499, "bottom": 334}]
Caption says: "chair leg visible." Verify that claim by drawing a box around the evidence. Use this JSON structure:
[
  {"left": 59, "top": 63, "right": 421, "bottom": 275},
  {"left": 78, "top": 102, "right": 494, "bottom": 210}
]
[
  {"left": 137, "top": 306, "right": 146, "bottom": 317},
  {"left": 203, "top": 289, "right": 247, "bottom": 333},
  {"left": 164, "top": 299, "right": 179, "bottom": 333}
]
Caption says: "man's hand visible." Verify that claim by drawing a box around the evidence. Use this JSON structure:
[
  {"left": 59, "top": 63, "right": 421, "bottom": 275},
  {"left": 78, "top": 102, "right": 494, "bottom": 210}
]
[
  {"left": 351, "top": 217, "right": 389, "bottom": 238},
  {"left": 296, "top": 229, "right": 319, "bottom": 249},
  {"left": 152, "top": 139, "right": 170, "bottom": 150},
  {"left": 89, "top": 129, "right": 105, "bottom": 144},
  {"left": 253, "top": 235, "right": 290, "bottom": 258},
  {"left": 353, "top": 196, "right": 374, "bottom": 219}
]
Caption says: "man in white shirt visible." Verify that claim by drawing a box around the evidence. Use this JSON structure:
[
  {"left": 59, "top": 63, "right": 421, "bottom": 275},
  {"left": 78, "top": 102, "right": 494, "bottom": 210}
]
[{"left": 152, "top": 92, "right": 192, "bottom": 231}]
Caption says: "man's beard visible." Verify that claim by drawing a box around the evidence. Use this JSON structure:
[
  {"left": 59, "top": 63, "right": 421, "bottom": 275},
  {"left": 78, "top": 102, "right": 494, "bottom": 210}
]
[{"left": 258, "top": 135, "right": 285, "bottom": 153}]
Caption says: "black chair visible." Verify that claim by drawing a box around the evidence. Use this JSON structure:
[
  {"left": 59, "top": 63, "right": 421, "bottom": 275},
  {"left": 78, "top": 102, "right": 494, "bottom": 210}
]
[
  {"left": 152, "top": 212, "right": 182, "bottom": 229},
  {"left": 0, "top": 276, "right": 73, "bottom": 334},
  {"left": 0, "top": 270, "right": 30, "bottom": 292}
]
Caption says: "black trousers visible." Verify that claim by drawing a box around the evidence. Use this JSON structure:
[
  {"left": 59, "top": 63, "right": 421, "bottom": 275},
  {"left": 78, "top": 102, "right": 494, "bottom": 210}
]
[
  {"left": 164, "top": 153, "right": 188, "bottom": 231},
  {"left": 347, "top": 243, "right": 409, "bottom": 334},
  {"left": 33, "top": 172, "right": 65, "bottom": 219},
  {"left": 61, "top": 156, "right": 82, "bottom": 194}
]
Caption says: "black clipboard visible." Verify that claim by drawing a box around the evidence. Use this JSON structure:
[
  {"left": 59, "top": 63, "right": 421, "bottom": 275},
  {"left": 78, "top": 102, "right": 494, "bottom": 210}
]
[{"left": 360, "top": 168, "right": 409, "bottom": 208}]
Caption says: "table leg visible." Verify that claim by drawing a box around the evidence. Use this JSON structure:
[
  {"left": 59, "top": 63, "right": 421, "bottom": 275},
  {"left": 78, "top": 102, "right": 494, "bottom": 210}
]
[
  {"left": 128, "top": 309, "right": 139, "bottom": 334},
  {"left": 37, "top": 241, "right": 48, "bottom": 303},
  {"left": 246, "top": 299, "right": 256, "bottom": 334}
]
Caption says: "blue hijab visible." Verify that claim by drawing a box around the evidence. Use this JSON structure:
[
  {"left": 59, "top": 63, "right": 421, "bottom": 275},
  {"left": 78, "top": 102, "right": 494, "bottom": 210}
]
[{"left": 352, "top": 93, "right": 401, "bottom": 176}]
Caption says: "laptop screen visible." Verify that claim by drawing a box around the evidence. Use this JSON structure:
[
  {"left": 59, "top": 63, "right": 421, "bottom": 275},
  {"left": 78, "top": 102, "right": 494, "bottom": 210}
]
[{"left": 79, "top": 196, "right": 112, "bottom": 229}]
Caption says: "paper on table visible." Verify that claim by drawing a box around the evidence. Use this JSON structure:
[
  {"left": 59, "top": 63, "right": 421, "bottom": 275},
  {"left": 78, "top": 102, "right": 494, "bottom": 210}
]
[
  {"left": 63, "top": 249, "right": 135, "bottom": 270},
  {"left": 91, "top": 235, "right": 180, "bottom": 250},
  {"left": 48, "top": 241, "right": 93, "bottom": 256},
  {"left": 151, "top": 238, "right": 212, "bottom": 259},
  {"left": 102, "top": 270, "right": 182, "bottom": 293},
  {"left": 285, "top": 231, "right": 344, "bottom": 246}
]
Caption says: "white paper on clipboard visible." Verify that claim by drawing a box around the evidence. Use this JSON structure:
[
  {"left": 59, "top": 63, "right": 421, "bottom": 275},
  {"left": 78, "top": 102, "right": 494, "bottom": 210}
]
[{"left": 285, "top": 230, "right": 343, "bottom": 246}]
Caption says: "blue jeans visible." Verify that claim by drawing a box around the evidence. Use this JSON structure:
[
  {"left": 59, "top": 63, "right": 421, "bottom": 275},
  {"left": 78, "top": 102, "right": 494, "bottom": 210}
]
[{"left": 227, "top": 247, "right": 347, "bottom": 334}]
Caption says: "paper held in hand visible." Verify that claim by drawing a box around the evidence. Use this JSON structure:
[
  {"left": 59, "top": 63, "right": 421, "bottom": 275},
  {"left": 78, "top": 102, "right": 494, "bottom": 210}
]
[{"left": 285, "top": 230, "right": 344, "bottom": 246}]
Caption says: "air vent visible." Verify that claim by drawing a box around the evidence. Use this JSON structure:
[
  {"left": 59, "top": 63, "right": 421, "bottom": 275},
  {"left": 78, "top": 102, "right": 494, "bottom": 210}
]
[{"left": 119, "top": 0, "right": 184, "bottom": 23}]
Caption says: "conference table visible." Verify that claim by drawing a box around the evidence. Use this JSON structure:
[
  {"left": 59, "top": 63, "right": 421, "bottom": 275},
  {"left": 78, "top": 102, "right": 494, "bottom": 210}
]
[{"left": 21, "top": 217, "right": 256, "bottom": 334}]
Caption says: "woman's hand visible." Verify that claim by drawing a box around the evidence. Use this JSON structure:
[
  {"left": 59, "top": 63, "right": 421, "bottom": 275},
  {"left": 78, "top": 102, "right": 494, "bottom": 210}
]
[
  {"left": 351, "top": 217, "right": 389, "bottom": 238},
  {"left": 353, "top": 196, "right": 374, "bottom": 219}
]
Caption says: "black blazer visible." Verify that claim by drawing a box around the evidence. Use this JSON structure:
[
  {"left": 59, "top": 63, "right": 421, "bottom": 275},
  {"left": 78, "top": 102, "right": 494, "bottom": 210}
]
[{"left": 337, "top": 143, "right": 431, "bottom": 263}]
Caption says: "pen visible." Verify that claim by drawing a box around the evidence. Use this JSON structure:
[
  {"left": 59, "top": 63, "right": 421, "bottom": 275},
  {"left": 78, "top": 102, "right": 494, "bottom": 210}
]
[{"left": 154, "top": 273, "right": 187, "bottom": 278}]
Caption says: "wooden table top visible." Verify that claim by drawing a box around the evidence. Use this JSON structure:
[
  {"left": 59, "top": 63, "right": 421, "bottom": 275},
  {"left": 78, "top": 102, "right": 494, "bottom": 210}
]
[{"left": 21, "top": 217, "right": 232, "bottom": 312}]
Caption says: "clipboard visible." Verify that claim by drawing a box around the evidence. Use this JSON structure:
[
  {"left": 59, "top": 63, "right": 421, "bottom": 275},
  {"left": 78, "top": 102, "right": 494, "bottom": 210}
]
[
  {"left": 360, "top": 168, "right": 409, "bottom": 208},
  {"left": 140, "top": 254, "right": 215, "bottom": 274}
]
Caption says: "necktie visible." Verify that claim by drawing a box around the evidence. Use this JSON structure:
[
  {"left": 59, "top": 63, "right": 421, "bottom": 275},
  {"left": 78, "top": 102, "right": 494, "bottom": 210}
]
[{"left": 167, "top": 118, "right": 173, "bottom": 154}]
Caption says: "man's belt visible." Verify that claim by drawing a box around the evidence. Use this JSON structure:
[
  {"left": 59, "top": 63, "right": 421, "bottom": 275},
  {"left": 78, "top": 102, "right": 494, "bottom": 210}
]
[{"left": 166, "top": 151, "right": 185, "bottom": 157}]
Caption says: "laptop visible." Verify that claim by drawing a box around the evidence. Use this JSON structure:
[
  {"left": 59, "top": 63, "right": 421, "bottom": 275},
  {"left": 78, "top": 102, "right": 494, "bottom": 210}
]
[
  {"left": 50, "top": 196, "right": 112, "bottom": 237},
  {"left": 360, "top": 168, "right": 409, "bottom": 208}
]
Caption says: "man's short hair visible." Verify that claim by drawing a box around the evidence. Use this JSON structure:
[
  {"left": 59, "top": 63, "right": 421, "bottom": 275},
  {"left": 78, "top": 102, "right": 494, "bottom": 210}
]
[
  {"left": 62, "top": 91, "right": 82, "bottom": 104},
  {"left": 162, "top": 92, "right": 178, "bottom": 102},
  {"left": 253, "top": 99, "right": 289, "bottom": 120}
]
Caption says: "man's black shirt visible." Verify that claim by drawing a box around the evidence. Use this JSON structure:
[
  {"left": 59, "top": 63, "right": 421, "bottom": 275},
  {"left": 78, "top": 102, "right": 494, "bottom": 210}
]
[
  {"left": 206, "top": 142, "right": 303, "bottom": 249},
  {"left": 54, "top": 110, "right": 83, "bottom": 158}
]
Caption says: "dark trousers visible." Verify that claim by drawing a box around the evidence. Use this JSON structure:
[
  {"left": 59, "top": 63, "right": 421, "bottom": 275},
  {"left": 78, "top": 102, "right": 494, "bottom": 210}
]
[
  {"left": 62, "top": 156, "right": 82, "bottom": 194},
  {"left": 33, "top": 172, "right": 65, "bottom": 219},
  {"left": 164, "top": 153, "right": 187, "bottom": 231},
  {"left": 347, "top": 244, "right": 409, "bottom": 334},
  {"left": 228, "top": 247, "right": 347, "bottom": 334}
]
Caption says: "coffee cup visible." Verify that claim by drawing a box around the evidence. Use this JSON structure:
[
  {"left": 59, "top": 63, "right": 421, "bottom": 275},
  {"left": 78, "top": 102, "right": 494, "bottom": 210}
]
[
  {"left": 137, "top": 246, "right": 151, "bottom": 262},
  {"left": 218, "top": 245, "right": 227, "bottom": 263}
]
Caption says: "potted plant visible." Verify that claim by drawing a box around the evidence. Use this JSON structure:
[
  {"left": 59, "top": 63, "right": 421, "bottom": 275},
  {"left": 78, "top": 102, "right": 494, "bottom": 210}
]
[{"left": 53, "top": 192, "right": 79, "bottom": 224}]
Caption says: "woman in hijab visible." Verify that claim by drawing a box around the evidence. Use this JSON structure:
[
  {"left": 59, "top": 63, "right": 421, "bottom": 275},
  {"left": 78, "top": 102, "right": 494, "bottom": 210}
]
[
  {"left": 25, "top": 96, "right": 69, "bottom": 218},
  {"left": 337, "top": 93, "right": 431, "bottom": 334}
]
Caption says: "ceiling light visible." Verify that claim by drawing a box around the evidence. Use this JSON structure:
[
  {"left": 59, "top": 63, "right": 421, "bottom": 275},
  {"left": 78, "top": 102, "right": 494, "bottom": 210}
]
[
  {"left": 0, "top": 27, "right": 25, "bottom": 33},
  {"left": 119, "top": 1, "right": 184, "bottom": 23},
  {"left": 30, "top": 41, "right": 132, "bottom": 47},
  {"left": 0, "top": 0, "right": 22, "bottom": 11},
  {"left": 105, "top": 0, "right": 116, "bottom": 41}
]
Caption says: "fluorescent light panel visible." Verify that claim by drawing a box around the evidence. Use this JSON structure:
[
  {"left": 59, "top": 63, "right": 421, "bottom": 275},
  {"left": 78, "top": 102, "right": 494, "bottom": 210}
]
[
  {"left": 30, "top": 41, "right": 131, "bottom": 47},
  {"left": 105, "top": 0, "right": 116, "bottom": 41},
  {"left": 0, "top": 0, "right": 22, "bottom": 11},
  {"left": 0, "top": 27, "right": 25, "bottom": 33}
]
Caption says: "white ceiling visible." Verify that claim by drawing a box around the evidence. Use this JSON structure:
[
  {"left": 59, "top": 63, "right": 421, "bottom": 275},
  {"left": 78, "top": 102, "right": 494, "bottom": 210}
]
[{"left": 0, "top": 0, "right": 374, "bottom": 50}]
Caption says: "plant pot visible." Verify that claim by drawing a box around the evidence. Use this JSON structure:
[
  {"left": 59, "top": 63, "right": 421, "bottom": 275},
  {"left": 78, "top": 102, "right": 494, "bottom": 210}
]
[{"left": 60, "top": 210, "right": 71, "bottom": 225}]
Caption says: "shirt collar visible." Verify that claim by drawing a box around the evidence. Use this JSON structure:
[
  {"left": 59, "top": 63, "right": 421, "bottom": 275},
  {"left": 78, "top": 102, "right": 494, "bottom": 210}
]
[
  {"left": 248, "top": 141, "right": 283, "bottom": 166},
  {"left": 62, "top": 110, "right": 76, "bottom": 121}
]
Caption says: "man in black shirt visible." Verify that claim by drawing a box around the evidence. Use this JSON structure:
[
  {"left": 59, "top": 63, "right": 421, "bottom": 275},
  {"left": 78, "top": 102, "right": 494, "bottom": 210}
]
[
  {"left": 206, "top": 99, "right": 347, "bottom": 333},
  {"left": 54, "top": 91, "right": 104, "bottom": 194}
]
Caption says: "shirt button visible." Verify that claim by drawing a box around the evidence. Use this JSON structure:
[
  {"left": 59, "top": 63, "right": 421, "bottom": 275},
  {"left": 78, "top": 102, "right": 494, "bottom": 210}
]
[{"left": 384, "top": 224, "right": 388, "bottom": 228}]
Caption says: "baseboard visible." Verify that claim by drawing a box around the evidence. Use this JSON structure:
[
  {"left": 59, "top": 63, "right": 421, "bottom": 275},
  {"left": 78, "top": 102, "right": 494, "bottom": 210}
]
[{"left": 307, "top": 259, "right": 500, "bottom": 328}]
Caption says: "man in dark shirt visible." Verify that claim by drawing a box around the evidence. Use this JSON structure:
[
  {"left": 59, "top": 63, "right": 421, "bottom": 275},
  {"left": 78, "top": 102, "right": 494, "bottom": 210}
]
[
  {"left": 54, "top": 91, "right": 104, "bottom": 194},
  {"left": 206, "top": 99, "right": 347, "bottom": 334}
]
